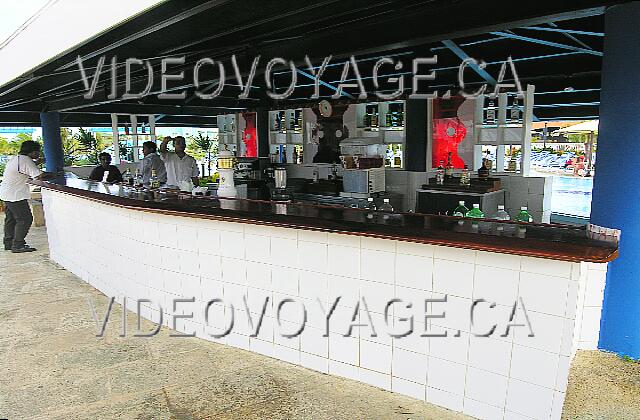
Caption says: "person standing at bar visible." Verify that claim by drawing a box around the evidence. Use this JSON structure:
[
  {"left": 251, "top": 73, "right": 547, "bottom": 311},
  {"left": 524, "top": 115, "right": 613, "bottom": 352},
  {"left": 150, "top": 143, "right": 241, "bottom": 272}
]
[
  {"left": 159, "top": 136, "right": 199, "bottom": 189},
  {"left": 89, "top": 152, "right": 123, "bottom": 183},
  {"left": 140, "top": 141, "right": 167, "bottom": 186},
  {"left": 0, "top": 141, "right": 53, "bottom": 253}
]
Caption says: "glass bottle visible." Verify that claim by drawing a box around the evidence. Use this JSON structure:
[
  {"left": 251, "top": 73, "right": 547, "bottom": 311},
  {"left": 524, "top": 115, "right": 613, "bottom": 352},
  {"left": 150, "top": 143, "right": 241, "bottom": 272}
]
[
  {"left": 296, "top": 110, "right": 303, "bottom": 131},
  {"left": 379, "top": 198, "right": 393, "bottom": 221},
  {"left": 510, "top": 97, "right": 520, "bottom": 124},
  {"left": 515, "top": 206, "right": 533, "bottom": 223},
  {"left": 453, "top": 201, "right": 469, "bottom": 217},
  {"left": 436, "top": 160, "right": 445, "bottom": 185},
  {"left": 135, "top": 169, "right": 143, "bottom": 187},
  {"left": 465, "top": 203, "right": 485, "bottom": 218},
  {"left": 364, "top": 112, "right": 371, "bottom": 128},
  {"left": 364, "top": 197, "right": 377, "bottom": 220},
  {"left": 444, "top": 152, "right": 454, "bottom": 179},
  {"left": 478, "top": 159, "right": 490, "bottom": 178},
  {"left": 150, "top": 169, "right": 160, "bottom": 189},
  {"left": 393, "top": 145, "right": 402, "bottom": 168},
  {"left": 460, "top": 165, "right": 470, "bottom": 186},
  {"left": 486, "top": 97, "right": 496, "bottom": 125},
  {"left": 492, "top": 205, "right": 511, "bottom": 221},
  {"left": 508, "top": 154, "right": 517, "bottom": 172},
  {"left": 379, "top": 198, "right": 394, "bottom": 212},
  {"left": 122, "top": 169, "right": 132, "bottom": 186},
  {"left": 371, "top": 109, "right": 379, "bottom": 128}
]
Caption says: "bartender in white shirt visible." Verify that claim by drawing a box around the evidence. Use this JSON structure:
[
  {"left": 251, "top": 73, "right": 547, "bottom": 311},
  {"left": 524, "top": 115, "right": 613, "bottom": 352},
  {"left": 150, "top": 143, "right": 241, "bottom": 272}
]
[
  {"left": 159, "top": 136, "right": 200, "bottom": 189},
  {"left": 0, "top": 141, "right": 53, "bottom": 253}
]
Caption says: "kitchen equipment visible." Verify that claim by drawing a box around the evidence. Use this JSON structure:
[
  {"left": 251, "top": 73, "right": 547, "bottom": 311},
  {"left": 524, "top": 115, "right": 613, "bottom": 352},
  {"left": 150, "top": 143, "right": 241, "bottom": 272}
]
[
  {"left": 271, "top": 165, "right": 291, "bottom": 201},
  {"left": 217, "top": 148, "right": 237, "bottom": 198},
  {"left": 274, "top": 167, "right": 287, "bottom": 189},
  {"left": 235, "top": 158, "right": 259, "bottom": 180},
  {"left": 342, "top": 167, "right": 385, "bottom": 194}
]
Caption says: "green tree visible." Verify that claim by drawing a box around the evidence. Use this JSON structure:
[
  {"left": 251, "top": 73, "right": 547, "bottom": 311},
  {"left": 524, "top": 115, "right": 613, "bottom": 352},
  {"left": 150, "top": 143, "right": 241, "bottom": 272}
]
[
  {"left": 187, "top": 132, "right": 218, "bottom": 177},
  {"left": 14, "top": 132, "right": 34, "bottom": 143},
  {"left": 0, "top": 136, "right": 22, "bottom": 156},
  {"left": 73, "top": 128, "right": 108, "bottom": 165},
  {"left": 60, "top": 128, "right": 82, "bottom": 166}
]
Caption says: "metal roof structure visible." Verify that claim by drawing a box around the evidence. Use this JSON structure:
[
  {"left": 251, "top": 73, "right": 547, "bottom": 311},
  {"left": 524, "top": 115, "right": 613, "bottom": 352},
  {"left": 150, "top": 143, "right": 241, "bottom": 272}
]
[{"left": 0, "top": 0, "right": 622, "bottom": 127}]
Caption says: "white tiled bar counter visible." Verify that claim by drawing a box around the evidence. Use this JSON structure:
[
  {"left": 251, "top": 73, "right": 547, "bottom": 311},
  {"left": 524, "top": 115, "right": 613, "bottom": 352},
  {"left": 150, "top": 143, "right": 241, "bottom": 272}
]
[{"left": 41, "top": 187, "right": 611, "bottom": 420}]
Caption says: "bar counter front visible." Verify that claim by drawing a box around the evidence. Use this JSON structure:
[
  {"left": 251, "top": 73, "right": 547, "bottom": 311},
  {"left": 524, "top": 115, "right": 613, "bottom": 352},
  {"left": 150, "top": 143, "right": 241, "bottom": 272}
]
[{"left": 36, "top": 176, "right": 617, "bottom": 420}]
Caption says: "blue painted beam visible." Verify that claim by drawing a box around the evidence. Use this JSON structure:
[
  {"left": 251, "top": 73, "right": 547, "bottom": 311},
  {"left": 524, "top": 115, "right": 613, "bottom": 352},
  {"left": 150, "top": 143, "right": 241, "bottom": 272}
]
[
  {"left": 534, "top": 102, "right": 600, "bottom": 108},
  {"left": 537, "top": 116, "right": 599, "bottom": 120},
  {"left": 520, "top": 26, "right": 604, "bottom": 37},
  {"left": 441, "top": 40, "right": 497, "bottom": 85},
  {"left": 296, "top": 69, "right": 355, "bottom": 99},
  {"left": 432, "top": 51, "right": 581, "bottom": 72},
  {"left": 431, "top": 36, "right": 509, "bottom": 51},
  {"left": 489, "top": 31, "right": 603, "bottom": 56},
  {"left": 535, "top": 88, "right": 600, "bottom": 95},
  {"left": 546, "top": 22, "right": 595, "bottom": 51}
]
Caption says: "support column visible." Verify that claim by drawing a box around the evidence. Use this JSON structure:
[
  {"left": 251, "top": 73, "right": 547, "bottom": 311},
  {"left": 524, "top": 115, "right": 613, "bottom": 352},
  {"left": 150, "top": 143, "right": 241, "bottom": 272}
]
[
  {"left": 256, "top": 108, "right": 270, "bottom": 158},
  {"left": 40, "top": 112, "right": 64, "bottom": 172},
  {"left": 404, "top": 99, "right": 427, "bottom": 172},
  {"left": 590, "top": 1, "right": 640, "bottom": 358}
]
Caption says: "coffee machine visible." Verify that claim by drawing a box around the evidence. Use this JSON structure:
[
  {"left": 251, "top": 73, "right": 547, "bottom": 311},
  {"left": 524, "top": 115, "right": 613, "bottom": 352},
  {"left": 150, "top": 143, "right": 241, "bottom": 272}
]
[{"left": 217, "top": 148, "right": 237, "bottom": 198}]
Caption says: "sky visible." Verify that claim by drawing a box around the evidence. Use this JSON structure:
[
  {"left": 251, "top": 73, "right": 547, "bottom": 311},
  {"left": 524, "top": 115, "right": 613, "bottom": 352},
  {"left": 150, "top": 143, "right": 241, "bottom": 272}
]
[
  {"left": 0, "top": 0, "right": 161, "bottom": 87},
  {"left": 0, "top": 0, "right": 50, "bottom": 47}
]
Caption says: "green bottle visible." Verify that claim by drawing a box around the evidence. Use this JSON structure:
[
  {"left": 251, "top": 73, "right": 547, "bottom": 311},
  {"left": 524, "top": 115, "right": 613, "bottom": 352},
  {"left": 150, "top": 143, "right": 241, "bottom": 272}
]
[
  {"left": 452, "top": 201, "right": 469, "bottom": 217},
  {"left": 465, "top": 203, "right": 485, "bottom": 218},
  {"left": 515, "top": 206, "right": 533, "bottom": 223}
]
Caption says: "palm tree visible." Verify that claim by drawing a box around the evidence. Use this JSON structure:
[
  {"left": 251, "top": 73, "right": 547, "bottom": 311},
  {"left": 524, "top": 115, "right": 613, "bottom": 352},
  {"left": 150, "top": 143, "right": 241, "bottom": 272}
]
[
  {"left": 74, "top": 128, "right": 100, "bottom": 164},
  {"left": 189, "top": 132, "right": 218, "bottom": 177},
  {"left": 60, "top": 129, "right": 82, "bottom": 166}
]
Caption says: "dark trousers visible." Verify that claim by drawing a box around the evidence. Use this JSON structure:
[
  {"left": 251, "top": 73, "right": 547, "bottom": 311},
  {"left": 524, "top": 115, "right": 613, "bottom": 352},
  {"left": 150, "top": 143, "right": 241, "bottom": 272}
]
[{"left": 3, "top": 200, "right": 33, "bottom": 249}]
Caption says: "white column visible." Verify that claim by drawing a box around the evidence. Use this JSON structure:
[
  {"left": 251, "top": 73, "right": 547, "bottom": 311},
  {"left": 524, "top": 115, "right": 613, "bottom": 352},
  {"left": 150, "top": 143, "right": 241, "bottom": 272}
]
[
  {"left": 110, "top": 113, "right": 120, "bottom": 164},
  {"left": 521, "top": 84, "right": 535, "bottom": 176},
  {"left": 130, "top": 114, "right": 139, "bottom": 163}
]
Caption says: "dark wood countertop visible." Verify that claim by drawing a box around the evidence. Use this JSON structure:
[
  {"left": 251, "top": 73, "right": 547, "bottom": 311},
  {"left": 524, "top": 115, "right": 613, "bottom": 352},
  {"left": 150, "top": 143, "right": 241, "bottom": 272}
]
[{"left": 31, "top": 175, "right": 618, "bottom": 263}]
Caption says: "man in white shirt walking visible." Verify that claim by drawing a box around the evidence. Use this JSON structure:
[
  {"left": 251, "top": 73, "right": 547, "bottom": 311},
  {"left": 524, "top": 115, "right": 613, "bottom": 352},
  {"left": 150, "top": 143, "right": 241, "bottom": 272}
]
[
  {"left": 0, "top": 141, "right": 52, "bottom": 253},
  {"left": 159, "top": 136, "right": 200, "bottom": 189}
]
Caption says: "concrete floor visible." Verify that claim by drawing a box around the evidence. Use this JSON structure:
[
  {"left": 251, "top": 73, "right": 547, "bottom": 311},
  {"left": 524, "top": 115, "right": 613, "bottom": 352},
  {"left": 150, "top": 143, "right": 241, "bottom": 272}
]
[
  {"left": 0, "top": 223, "right": 468, "bottom": 420},
  {"left": 2, "top": 223, "right": 639, "bottom": 419}
]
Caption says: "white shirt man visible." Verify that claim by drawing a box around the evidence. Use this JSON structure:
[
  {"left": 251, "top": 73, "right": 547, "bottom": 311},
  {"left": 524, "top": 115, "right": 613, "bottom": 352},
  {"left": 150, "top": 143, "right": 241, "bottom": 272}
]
[
  {"left": 0, "top": 141, "right": 49, "bottom": 253},
  {"left": 159, "top": 136, "right": 199, "bottom": 188},
  {"left": 0, "top": 154, "right": 41, "bottom": 202}
]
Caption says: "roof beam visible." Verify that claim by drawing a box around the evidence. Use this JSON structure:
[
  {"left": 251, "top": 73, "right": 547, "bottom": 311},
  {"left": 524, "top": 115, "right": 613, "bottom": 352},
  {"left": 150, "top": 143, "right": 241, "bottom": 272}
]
[
  {"left": 489, "top": 31, "right": 603, "bottom": 56},
  {"left": 441, "top": 40, "right": 497, "bottom": 85},
  {"left": 546, "top": 22, "right": 594, "bottom": 51},
  {"left": 534, "top": 101, "right": 600, "bottom": 108},
  {"left": 296, "top": 69, "right": 354, "bottom": 99},
  {"left": 519, "top": 26, "right": 604, "bottom": 37},
  {"left": 72, "top": 103, "right": 234, "bottom": 116},
  {"left": 432, "top": 51, "right": 582, "bottom": 72}
]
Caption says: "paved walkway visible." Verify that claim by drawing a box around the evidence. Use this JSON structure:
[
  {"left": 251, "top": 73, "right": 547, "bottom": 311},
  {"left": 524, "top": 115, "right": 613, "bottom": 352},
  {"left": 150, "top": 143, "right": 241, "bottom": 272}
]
[{"left": 0, "top": 223, "right": 468, "bottom": 419}]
